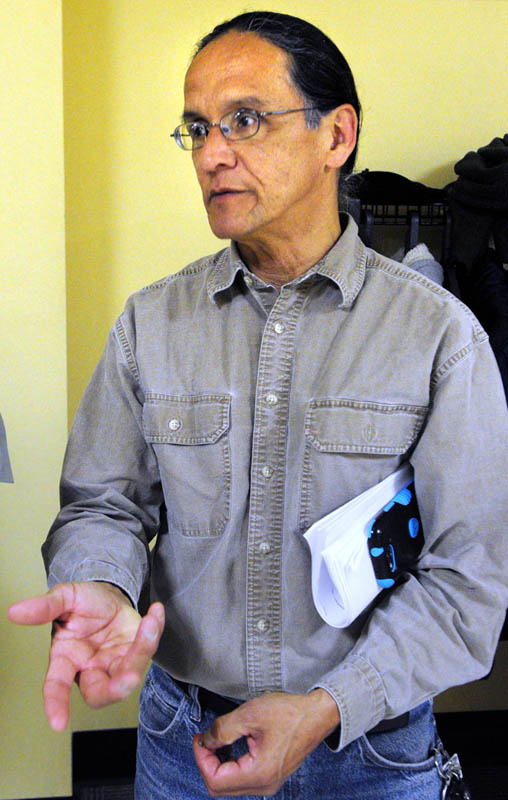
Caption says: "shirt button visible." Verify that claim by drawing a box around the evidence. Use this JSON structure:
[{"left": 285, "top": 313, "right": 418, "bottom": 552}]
[
  {"left": 258, "top": 541, "right": 271, "bottom": 555},
  {"left": 257, "top": 619, "right": 269, "bottom": 632},
  {"left": 168, "top": 418, "right": 182, "bottom": 431},
  {"left": 244, "top": 274, "right": 253, "bottom": 287},
  {"left": 274, "top": 322, "right": 285, "bottom": 334},
  {"left": 261, "top": 465, "right": 273, "bottom": 479},
  {"left": 265, "top": 393, "right": 278, "bottom": 406}
]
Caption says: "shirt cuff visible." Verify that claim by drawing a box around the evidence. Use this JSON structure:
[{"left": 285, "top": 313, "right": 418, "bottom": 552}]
[
  {"left": 47, "top": 558, "right": 140, "bottom": 609},
  {"left": 312, "top": 655, "right": 386, "bottom": 750}
]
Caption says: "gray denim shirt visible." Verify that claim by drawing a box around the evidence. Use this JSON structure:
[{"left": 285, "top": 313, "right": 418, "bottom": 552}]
[
  {"left": 0, "top": 413, "right": 13, "bottom": 483},
  {"left": 43, "top": 216, "right": 508, "bottom": 749}
]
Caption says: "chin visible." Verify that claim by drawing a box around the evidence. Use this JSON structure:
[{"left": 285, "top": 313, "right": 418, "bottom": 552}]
[
  {"left": 208, "top": 217, "right": 249, "bottom": 241},
  {"left": 206, "top": 199, "right": 260, "bottom": 241},
  {"left": 209, "top": 226, "right": 238, "bottom": 241}
]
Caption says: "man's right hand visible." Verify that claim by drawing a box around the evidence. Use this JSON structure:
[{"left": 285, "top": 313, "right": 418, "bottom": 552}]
[{"left": 7, "top": 581, "right": 165, "bottom": 731}]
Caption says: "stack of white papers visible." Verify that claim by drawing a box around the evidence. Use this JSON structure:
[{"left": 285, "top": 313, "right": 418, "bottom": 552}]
[{"left": 304, "top": 464, "right": 413, "bottom": 628}]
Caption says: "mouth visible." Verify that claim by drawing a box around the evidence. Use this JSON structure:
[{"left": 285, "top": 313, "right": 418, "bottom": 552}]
[{"left": 209, "top": 189, "right": 244, "bottom": 202}]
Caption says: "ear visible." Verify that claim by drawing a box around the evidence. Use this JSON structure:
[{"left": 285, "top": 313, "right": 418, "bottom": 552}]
[{"left": 325, "top": 104, "right": 358, "bottom": 170}]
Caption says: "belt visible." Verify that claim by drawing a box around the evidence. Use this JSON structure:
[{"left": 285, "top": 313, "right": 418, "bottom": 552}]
[
  {"left": 174, "top": 678, "right": 240, "bottom": 716},
  {"left": 174, "top": 679, "right": 409, "bottom": 742}
]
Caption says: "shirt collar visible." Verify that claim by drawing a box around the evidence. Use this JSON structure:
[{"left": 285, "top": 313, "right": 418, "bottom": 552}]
[{"left": 207, "top": 213, "right": 367, "bottom": 308}]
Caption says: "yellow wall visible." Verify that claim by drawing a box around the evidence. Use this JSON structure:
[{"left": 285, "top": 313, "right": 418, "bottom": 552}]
[
  {"left": 0, "top": 1, "right": 70, "bottom": 798},
  {"left": 1, "top": 2, "right": 507, "bottom": 797}
]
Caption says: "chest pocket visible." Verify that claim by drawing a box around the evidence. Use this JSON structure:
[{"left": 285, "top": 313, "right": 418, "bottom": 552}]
[
  {"left": 299, "top": 398, "right": 427, "bottom": 531},
  {"left": 143, "top": 393, "right": 231, "bottom": 537}
]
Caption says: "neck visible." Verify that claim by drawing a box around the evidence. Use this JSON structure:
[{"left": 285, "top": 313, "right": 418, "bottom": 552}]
[{"left": 237, "top": 213, "right": 342, "bottom": 290}]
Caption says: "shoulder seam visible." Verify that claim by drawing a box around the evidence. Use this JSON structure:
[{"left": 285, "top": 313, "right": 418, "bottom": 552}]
[
  {"left": 114, "top": 317, "right": 140, "bottom": 383},
  {"left": 138, "top": 251, "right": 226, "bottom": 295},
  {"left": 364, "top": 250, "right": 490, "bottom": 388},
  {"left": 365, "top": 250, "right": 485, "bottom": 337},
  {"left": 430, "top": 333, "right": 489, "bottom": 391},
  {"left": 138, "top": 262, "right": 210, "bottom": 295}
]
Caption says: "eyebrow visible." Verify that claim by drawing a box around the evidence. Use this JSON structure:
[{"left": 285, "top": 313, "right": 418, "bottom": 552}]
[{"left": 181, "top": 96, "right": 269, "bottom": 122}]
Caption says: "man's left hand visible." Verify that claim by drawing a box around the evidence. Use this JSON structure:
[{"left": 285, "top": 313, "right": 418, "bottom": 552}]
[{"left": 192, "top": 688, "right": 340, "bottom": 797}]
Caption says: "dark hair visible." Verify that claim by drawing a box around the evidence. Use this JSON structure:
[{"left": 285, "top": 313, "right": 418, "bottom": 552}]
[{"left": 195, "top": 11, "right": 361, "bottom": 176}]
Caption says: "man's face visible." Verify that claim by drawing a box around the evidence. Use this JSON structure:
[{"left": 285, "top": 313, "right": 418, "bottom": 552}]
[{"left": 183, "top": 32, "right": 337, "bottom": 246}]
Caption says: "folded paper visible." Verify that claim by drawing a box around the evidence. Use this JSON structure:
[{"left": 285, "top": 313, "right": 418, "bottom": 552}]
[{"left": 304, "top": 464, "right": 412, "bottom": 627}]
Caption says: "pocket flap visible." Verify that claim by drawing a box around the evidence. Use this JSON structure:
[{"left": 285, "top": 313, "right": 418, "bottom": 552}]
[
  {"left": 143, "top": 394, "right": 231, "bottom": 444},
  {"left": 306, "top": 399, "right": 426, "bottom": 454}
]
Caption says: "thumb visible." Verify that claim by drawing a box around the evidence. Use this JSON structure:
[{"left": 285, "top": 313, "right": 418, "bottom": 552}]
[
  {"left": 8, "top": 584, "right": 74, "bottom": 626},
  {"left": 201, "top": 706, "right": 248, "bottom": 751},
  {"left": 8, "top": 594, "right": 57, "bottom": 627}
]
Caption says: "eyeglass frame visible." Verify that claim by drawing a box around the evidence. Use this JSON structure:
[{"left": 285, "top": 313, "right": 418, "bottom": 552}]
[{"left": 171, "top": 106, "right": 321, "bottom": 151}]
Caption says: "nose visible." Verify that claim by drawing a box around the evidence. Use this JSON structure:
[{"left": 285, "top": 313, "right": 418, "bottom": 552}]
[{"left": 195, "top": 125, "right": 237, "bottom": 171}]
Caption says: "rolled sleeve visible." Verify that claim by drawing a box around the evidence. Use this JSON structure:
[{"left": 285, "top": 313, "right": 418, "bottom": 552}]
[
  {"left": 313, "top": 656, "right": 385, "bottom": 749},
  {"left": 42, "top": 315, "right": 163, "bottom": 606}
]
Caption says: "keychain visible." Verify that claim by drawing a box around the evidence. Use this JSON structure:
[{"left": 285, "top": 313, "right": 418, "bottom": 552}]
[{"left": 433, "top": 745, "right": 472, "bottom": 800}]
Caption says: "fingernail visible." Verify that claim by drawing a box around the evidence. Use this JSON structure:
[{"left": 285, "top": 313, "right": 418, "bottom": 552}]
[{"left": 144, "top": 617, "right": 158, "bottom": 640}]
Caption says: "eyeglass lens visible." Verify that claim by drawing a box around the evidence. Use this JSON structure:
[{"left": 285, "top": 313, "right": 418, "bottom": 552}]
[{"left": 176, "top": 109, "right": 261, "bottom": 150}]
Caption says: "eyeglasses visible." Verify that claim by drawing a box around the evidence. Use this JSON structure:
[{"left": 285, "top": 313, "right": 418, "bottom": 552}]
[{"left": 171, "top": 106, "right": 319, "bottom": 151}]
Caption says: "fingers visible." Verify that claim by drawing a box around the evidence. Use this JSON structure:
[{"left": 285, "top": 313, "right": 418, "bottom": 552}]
[
  {"left": 7, "top": 585, "right": 73, "bottom": 627},
  {"left": 194, "top": 691, "right": 339, "bottom": 796},
  {"left": 10, "top": 591, "right": 165, "bottom": 731},
  {"left": 78, "top": 667, "right": 133, "bottom": 709},
  {"left": 201, "top": 708, "right": 247, "bottom": 751},
  {"left": 43, "top": 650, "right": 81, "bottom": 731},
  {"left": 193, "top": 705, "right": 264, "bottom": 797},
  {"left": 43, "top": 601, "right": 165, "bottom": 725},
  {"left": 7, "top": 581, "right": 133, "bottom": 629},
  {"left": 193, "top": 732, "right": 262, "bottom": 798},
  {"left": 109, "top": 602, "right": 165, "bottom": 697}
]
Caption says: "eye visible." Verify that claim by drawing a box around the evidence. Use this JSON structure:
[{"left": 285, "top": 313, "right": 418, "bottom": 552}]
[
  {"left": 187, "top": 120, "right": 208, "bottom": 141},
  {"left": 231, "top": 109, "right": 259, "bottom": 133}
]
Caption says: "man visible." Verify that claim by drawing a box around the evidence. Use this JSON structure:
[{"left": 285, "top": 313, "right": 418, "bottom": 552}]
[{"left": 9, "top": 11, "right": 508, "bottom": 799}]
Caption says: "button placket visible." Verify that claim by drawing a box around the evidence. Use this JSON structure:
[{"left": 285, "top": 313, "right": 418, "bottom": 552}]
[{"left": 246, "top": 288, "right": 306, "bottom": 695}]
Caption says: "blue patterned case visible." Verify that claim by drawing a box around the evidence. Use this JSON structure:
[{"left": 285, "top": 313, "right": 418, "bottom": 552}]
[{"left": 367, "top": 481, "right": 424, "bottom": 588}]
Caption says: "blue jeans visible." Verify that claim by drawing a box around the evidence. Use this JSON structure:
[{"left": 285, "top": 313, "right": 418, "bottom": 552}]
[{"left": 135, "top": 664, "right": 444, "bottom": 800}]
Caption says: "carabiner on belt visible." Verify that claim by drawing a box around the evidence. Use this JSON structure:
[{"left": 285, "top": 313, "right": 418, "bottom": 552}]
[{"left": 433, "top": 745, "right": 472, "bottom": 800}]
